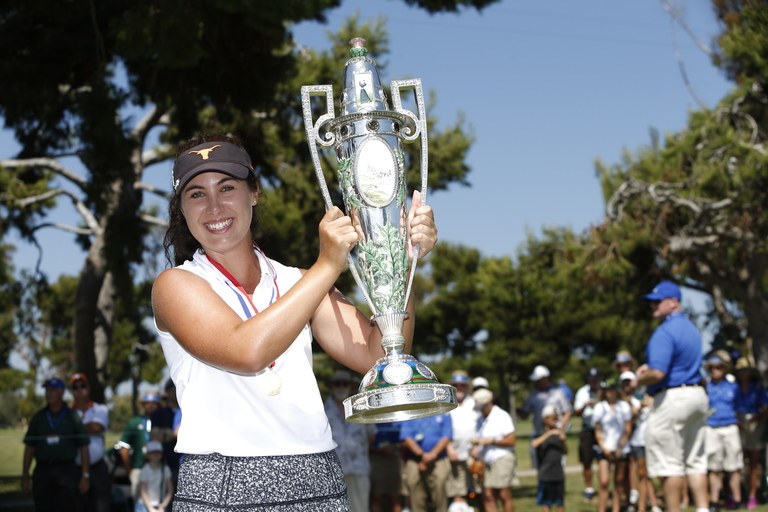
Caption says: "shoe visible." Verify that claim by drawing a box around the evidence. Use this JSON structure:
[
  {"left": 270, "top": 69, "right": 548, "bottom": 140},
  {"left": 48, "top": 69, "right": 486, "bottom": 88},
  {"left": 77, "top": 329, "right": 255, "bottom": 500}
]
[
  {"left": 583, "top": 487, "right": 596, "bottom": 502},
  {"left": 630, "top": 489, "right": 640, "bottom": 505},
  {"left": 448, "top": 502, "right": 471, "bottom": 512},
  {"left": 746, "top": 497, "right": 757, "bottom": 510},
  {"left": 725, "top": 499, "right": 739, "bottom": 510},
  {"left": 651, "top": 507, "right": 663, "bottom": 512},
  {"left": 711, "top": 502, "right": 721, "bottom": 512}
]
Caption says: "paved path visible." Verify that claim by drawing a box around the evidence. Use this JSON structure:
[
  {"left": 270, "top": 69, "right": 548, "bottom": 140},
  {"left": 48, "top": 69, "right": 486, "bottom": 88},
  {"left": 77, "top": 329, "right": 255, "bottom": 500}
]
[{"left": 517, "top": 464, "right": 582, "bottom": 478}]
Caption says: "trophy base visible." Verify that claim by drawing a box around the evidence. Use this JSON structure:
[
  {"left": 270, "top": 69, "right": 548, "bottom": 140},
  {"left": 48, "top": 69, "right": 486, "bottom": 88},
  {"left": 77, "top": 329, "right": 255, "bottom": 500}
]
[{"left": 342, "top": 355, "right": 457, "bottom": 424}]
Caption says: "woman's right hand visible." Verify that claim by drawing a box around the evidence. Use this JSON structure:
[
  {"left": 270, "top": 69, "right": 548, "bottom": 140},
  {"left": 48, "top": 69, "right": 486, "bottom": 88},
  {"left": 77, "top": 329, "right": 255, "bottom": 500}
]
[{"left": 317, "top": 207, "right": 360, "bottom": 273}]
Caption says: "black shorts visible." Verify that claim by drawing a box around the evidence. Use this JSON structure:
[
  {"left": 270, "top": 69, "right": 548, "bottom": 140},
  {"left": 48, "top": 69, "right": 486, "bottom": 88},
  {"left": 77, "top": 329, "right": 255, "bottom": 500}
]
[
  {"left": 578, "top": 429, "right": 597, "bottom": 465},
  {"left": 537, "top": 480, "right": 565, "bottom": 506}
]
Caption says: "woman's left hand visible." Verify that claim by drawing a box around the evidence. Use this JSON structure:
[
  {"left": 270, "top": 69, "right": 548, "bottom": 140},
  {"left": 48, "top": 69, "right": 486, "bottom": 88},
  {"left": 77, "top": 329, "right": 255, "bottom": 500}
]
[{"left": 407, "top": 190, "right": 438, "bottom": 259}]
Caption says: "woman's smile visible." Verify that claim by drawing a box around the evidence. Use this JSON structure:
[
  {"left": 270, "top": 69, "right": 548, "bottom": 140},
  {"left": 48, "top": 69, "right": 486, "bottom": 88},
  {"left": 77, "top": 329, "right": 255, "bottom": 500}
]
[{"left": 205, "top": 218, "right": 234, "bottom": 232}]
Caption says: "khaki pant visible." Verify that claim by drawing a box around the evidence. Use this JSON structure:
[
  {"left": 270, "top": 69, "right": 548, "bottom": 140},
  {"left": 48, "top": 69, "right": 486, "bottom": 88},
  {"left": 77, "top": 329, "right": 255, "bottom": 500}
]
[{"left": 402, "top": 458, "right": 451, "bottom": 512}]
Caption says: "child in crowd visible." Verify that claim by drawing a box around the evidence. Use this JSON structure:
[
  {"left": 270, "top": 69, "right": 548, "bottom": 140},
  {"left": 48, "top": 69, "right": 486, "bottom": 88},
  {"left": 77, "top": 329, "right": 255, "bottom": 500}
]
[
  {"left": 531, "top": 405, "right": 567, "bottom": 512},
  {"left": 136, "top": 440, "right": 173, "bottom": 512},
  {"left": 594, "top": 378, "right": 633, "bottom": 512},
  {"left": 622, "top": 371, "right": 662, "bottom": 512}
]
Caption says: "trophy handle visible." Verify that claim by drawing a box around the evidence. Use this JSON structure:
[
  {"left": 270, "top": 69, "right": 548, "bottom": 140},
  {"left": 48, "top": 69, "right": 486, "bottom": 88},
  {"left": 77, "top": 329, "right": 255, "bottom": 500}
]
[
  {"left": 301, "top": 84, "right": 379, "bottom": 315},
  {"left": 301, "top": 85, "right": 337, "bottom": 210},
  {"left": 391, "top": 79, "right": 429, "bottom": 203},
  {"left": 391, "top": 79, "right": 429, "bottom": 305}
]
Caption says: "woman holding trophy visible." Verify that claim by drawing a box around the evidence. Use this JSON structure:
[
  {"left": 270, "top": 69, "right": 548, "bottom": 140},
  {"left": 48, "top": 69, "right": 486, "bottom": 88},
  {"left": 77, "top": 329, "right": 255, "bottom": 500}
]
[{"left": 151, "top": 133, "right": 437, "bottom": 510}]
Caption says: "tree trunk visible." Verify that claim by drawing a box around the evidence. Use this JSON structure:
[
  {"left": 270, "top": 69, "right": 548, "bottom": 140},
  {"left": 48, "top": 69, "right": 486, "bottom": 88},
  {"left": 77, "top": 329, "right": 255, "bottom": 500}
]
[
  {"left": 73, "top": 229, "right": 109, "bottom": 403},
  {"left": 741, "top": 290, "right": 768, "bottom": 385}
]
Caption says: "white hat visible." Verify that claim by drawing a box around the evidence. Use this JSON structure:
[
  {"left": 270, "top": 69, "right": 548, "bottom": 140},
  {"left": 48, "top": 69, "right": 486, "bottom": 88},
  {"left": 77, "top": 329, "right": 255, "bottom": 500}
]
[
  {"left": 620, "top": 371, "right": 636, "bottom": 382},
  {"left": 541, "top": 405, "right": 558, "bottom": 419},
  {"left": 472, "top": 388, "right": 494, "bottom": 410},
  {"left": 529, "top": 365, "right": 551, "bottom": 382},
  {"left": 145, "top": 440, "right": 163, "bottom": 454},
  {"left": 471, "top": 376, "right": 489, "bottom": 389}
]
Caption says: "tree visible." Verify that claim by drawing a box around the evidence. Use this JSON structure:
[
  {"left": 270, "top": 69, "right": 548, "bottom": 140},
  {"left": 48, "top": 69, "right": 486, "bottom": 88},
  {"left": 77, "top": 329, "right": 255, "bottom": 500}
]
[
  {"left": 599, "top": 0, "right": 768, "bottom": 376},
  {"left": 0, "top": 1, "right": 486, "bottom": 399},
  {"left": 416, "top": 226, "right": 660, "bottom": 409}
]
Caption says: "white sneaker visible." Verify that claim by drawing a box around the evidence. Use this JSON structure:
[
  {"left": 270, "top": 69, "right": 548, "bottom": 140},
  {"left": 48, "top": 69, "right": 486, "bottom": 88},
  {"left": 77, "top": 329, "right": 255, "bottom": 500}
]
[
  {"left": 447, "top": 502, "right": 471, "bottom": 512},
  {"left": 651, "top": 506, "right": 663, "bottom": 512}
]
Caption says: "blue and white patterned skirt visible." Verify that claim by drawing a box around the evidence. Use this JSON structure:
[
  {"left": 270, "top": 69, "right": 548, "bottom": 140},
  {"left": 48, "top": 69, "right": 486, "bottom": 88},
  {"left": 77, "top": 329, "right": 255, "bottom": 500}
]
[{"left": 172, "top": 450, "right": 349, "bottom": 511}]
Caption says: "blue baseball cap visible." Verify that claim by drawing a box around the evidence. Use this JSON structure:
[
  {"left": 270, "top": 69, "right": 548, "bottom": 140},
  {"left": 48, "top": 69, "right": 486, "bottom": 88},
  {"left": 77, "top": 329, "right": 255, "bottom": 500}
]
[
  {"left": 450, "top": 370, "right": 469, "bottom": 384},
  {"left": 643, "top": 280, "right": 681, "bottom": 301},
  {"left": 42, "top": 377, "right": 66, "bottom": 389}
]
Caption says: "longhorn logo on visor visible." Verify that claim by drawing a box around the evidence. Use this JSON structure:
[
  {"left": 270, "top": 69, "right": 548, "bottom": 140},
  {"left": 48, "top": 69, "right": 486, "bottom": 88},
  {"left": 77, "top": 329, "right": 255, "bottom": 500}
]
[{"left": 188, "top": 144, "right": 221, "bottom": 160}]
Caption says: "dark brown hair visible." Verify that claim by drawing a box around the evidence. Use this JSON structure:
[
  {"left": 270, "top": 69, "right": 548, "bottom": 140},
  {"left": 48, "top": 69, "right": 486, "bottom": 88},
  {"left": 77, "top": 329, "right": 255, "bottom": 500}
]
[{"left": 163, "top": 134, "right": 260, "bottom": 266}]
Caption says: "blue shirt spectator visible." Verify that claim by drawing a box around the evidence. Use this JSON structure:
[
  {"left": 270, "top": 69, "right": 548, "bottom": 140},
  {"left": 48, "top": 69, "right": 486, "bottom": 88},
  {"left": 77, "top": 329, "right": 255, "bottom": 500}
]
[
  {"left": 706, "top": 378, "right": 739, "bottom": 427},
  {"left": 734, "top": 380, "right": 768, "bottom": 415},
  {"left": 645, "top": 312, "right": 703, "bottom": 396},
  {"left": 371, "top": 421, "right": 401, "bottom": 450},
  {"left": 399, "top": 414, "right": 452, "bottom": 461}
]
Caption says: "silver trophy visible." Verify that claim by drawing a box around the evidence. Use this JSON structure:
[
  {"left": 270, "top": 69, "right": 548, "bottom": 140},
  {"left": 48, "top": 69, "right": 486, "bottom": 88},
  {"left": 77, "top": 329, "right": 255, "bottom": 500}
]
[{"left": 301, "top": 38, "right": 457, "bottom": 423}]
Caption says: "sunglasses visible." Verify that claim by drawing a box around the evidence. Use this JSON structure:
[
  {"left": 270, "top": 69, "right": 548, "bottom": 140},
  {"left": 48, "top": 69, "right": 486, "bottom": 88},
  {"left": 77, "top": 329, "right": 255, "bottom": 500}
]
[
  {"left": 71, "top": 383, "right": 88, "bottom": 390},
  {"left": 331, "top": 381, "right": 351, "bottom": 387}
]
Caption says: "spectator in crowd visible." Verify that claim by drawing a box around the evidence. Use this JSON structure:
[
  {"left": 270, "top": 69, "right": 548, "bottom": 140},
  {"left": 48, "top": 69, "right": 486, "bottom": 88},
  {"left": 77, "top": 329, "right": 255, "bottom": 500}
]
[
  {"left": 70, "top": 372, "right": 111, "bottom": 512},
  {"left": 446, "top": 370, "right": 479, "bottom": 512},
  {"left": 621, "top": 371, "right": 662, "bottom": 512},
  {"left": 557, "top": 379, "right": 574, "bottom": 405},
  {"left": 150, "top": 379, "right": 181, "bottom": 492},
  {"left": 471, "top": 388, "right": 517, "bottom": 512},
  {"left": 324, "top": 370, "right": 375, "bottom": 512},
  {"left": 531, "top": 404, "right": 567, "bottom": 512},
  {"left": 520, "top": 365, "right": 572, "bottom": 467},
  {"left": 705, "top": 351, "right": 743, "bottom": 510},
  {"left": 472, "top": 376, "right": 490, "bottom": 392},
  {"left": 594, "top": 378, "right": 633, "bottom": 512},
  {"left": 615, "top": 351, "right": 637, "bottom": 374},
  {"left": 733, "top": 357, "right": 767, "bottom": 510},
  {"left": 120, "top": 391, "right": 163, "bottom": 503},
  {"left": 22, "top": 377, "right": 90, "bottom": 512},
  {"left": 573, "top": 366, "right": 601, "bottom": 503},
  {"left": 369, "top": 421, "right": 403, "bottom": 512},
  {"left": 400, "top": 412, "right": 452, "bottom": 512},
  {"left": 635, "top": 280, "right": 709, "bottom": 512},
  {"left": 136, "top": 440, "right": 173, "bottom": 512}
]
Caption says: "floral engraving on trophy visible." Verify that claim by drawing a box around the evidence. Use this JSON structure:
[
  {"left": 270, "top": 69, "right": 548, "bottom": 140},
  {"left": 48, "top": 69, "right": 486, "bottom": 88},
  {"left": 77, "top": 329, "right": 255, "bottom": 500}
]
[{"left": 356, "top": 224, "right": 407, "bottom": 312}]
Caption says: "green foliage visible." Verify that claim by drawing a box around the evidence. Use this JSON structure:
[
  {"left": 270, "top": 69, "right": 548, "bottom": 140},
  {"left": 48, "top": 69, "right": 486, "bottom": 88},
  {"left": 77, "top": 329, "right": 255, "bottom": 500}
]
[
  {"left": 109, "top": 394, "right": 135, "bottom": 435},
  {"left": 713, "top": 0, "right": 768, "bottom": 84},
  {"left": 415, "top": 226, "right": 657, "bottom": 389}
]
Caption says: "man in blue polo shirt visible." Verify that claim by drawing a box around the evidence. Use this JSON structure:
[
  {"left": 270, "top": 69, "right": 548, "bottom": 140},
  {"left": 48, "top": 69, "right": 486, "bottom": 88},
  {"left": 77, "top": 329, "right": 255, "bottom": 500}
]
[
  {"left": 634, "top": 280, "right": 709, "bottom": 512},
  {"left": 400, "top": 412, "right": 452, "bottom": 512}
]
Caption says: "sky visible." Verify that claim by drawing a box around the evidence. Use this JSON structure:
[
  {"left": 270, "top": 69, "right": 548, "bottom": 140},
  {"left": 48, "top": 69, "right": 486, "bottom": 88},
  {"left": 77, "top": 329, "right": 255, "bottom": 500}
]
[{"left": 3, "top": 0, "right": 733, "bottom": 280}]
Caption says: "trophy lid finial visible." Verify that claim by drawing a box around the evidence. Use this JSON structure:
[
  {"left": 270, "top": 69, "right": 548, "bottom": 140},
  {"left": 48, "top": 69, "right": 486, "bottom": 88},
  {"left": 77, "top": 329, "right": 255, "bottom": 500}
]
[
  {"left": 342, "top": 36, "right": 385, "bottom": 114},
  {"left": 349, "top": 37, "right": 368, "bottom": 58}
]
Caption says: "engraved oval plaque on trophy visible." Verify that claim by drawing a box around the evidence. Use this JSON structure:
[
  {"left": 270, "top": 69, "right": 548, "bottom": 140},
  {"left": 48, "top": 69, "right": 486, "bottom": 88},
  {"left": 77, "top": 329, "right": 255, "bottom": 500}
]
[{"left": 353, "top": 136, "right": 398, "bottom": 207}]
